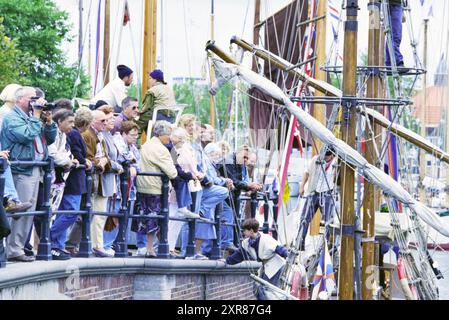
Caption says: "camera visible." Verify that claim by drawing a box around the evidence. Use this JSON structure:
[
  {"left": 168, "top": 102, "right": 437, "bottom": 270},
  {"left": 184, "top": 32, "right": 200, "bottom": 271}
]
[{"left": 29, "top": 96, "right": 56, "bottom": 112}]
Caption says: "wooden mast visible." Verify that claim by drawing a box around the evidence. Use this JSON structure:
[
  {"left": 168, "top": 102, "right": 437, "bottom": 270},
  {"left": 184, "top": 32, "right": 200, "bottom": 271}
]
[
  {"left": 252, "top": 0, "right": 261, "bottom": 71},
  {"left": 141, "top": 0, "right": 157, "bottom": 144},
  {"left": 103, "top": 0, "right": 110, "bottom": 85},
  {"left": 142, "top": 0, "right": 158, "bottom": 98},
  {"left": 362, "top": 0, "right": 383, "bottom": 300},
  {"left": 209, "top": 0, "right": 216, "bottom": 127},
  {"left": 338, "top": 0, "right": 358, "bottom": 300},
  {"left": 419, "top": 19, "right": 429, "bottom": 204},
  {"left": 309, "top": 0, "right": 328, "bottom": 236}
]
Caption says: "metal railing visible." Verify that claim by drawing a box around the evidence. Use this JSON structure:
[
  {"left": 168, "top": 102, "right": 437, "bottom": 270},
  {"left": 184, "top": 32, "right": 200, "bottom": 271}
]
[{"left": 0, "top": 158, "right": 280, "bottom": 268}]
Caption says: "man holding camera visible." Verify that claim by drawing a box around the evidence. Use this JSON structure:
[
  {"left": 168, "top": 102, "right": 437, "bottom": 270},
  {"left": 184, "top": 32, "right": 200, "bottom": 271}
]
[{"left": 0, "top": 86, "right": 57, "bottom": 262}]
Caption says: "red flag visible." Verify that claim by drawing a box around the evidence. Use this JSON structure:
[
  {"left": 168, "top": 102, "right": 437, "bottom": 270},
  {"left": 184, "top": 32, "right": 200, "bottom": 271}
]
[{"left": 123, "top": 1, "right": 130, "bottom": 26}]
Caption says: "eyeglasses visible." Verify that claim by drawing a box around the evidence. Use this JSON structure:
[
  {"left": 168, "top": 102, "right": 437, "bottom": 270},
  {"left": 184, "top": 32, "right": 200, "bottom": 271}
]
[{"left": 131, "top": 106, "right": 138, "bottom": 110}]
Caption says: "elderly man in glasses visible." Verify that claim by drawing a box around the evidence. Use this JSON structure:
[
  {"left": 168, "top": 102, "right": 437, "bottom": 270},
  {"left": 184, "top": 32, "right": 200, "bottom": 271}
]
[{"left": 111, "top": 96, "right": 139, "bottom": 135}]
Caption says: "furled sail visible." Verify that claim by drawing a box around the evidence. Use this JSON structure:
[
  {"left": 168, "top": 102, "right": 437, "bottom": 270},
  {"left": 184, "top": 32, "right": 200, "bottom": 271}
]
[
  {"left": 230, "top": 37, "right": 449, "bottom": 164},
  {"left": 210, "top": 59, "right": 449, "bottom": 237}
]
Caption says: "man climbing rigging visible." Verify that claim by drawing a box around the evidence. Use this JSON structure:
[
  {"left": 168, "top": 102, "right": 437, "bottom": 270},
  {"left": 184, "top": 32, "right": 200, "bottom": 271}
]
[{"left": 298, "top": 146, "right": 337, "bottom": 251}]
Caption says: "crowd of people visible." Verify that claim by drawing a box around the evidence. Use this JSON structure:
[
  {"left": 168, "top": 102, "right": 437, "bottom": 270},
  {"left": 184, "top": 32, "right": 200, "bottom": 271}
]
[{"left": 0, "top": 65, "right": 263, "bottom": 263}]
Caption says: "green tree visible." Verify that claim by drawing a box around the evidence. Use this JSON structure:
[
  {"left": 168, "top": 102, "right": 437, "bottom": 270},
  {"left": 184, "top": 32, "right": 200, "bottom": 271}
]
[
  {"left": 173, "top": 80, "right": 239, "bottom": 132},
  {"left": 0, "top": 18, "right": 31, "bottom": 90},
  {"left": 0, "top": 0, "right": 90, "bottom": 101}
]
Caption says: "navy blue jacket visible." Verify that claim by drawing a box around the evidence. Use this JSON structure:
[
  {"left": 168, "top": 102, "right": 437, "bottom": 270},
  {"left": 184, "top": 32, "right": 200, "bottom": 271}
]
[{"left": 64, "top": 128, "right": 87, "bottom": 195}]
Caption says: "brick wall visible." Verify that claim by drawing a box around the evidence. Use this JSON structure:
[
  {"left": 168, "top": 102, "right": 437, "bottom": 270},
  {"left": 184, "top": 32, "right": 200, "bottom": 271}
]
[
  {"left": 59, "top": 274, "right": 134, "bottom": 300},
  {"left": 205, "top": 275, "right": 256, "bottom": 300},
  {"left": 171, "top": 275, "right": 205, "bottom": 300},
  {"left": 0, "top": 259, "right": 260, "bottom": 300}
]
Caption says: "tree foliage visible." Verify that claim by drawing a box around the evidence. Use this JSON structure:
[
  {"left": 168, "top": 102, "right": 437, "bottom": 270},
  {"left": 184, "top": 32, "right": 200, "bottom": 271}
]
[
  {"left": 173, "top": 80, "right": 236, "bottom": 131},
  {"left": 0, "top": 0, "right": 90, "bottom": 101},
  {"left": 0, "top": 18, "right": 31, "bottom": 91}
]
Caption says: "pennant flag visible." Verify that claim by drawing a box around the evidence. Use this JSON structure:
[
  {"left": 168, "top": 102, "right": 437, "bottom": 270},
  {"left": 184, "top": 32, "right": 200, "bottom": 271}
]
[
  {"left": 282, "top": 180, "right": 291, "bottom": 204},
  {"left": 311, "top": 239, "right": 336, "bottom": 300},
  {"left": 123, "top": 0, "right": 130, "bottom": 26}
]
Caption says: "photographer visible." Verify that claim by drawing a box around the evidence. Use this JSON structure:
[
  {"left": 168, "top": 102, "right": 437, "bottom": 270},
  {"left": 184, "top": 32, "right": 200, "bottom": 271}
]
[{"left": 0, "top": 86, "right": 57, "bottom": 262}]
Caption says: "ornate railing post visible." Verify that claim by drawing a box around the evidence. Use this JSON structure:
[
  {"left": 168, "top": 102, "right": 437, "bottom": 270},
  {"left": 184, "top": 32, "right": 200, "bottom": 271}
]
[
  {"left": 78, "top": 167, "right": 93, "bottom": 257},
  {"left": 37, "top": 159, "right": 53, "bottom": 261},
  {"left": 157, "top": 174, "right": 170, "bottom": 258},
  {"left": 114, "top": 163, "right": 129, "bottom": 257},
  {"left": 233, "top": 192, "right": 241, "bottom": 245},
  {"left": 250, "top": 191, "right": 258, "bottom": 219},
  {"left": 272, "top": 188, "right": 279, "bottom": 240},
  {"left": 186, "top": 191, "right": 197, "bottom": 257},
  {"left": 0, "top": 158, "right": 9, "bottom": 268},
  {"left": 210, "top": 203, "right": 223, "bottom": 260},
  {"left": 263, "top": 193, "right": 270, "bottom": 234}
]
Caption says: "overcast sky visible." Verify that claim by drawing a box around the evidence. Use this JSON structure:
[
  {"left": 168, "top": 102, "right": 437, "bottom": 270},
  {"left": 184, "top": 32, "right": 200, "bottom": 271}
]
[{"left": 55, "top": 0, "right": 447, "bottom": 96}]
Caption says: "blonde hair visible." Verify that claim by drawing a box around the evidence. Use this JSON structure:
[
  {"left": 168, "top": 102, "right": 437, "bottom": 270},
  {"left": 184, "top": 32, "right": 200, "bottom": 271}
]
[
  {"left": 178, "top": 114, "right": 197, "bottom": 129},
  {"left": 178, "top": 113, "right": 198, "bottom": 141},
  {"left": 75, "top": 106, "right": 94, "bottom": 128}
]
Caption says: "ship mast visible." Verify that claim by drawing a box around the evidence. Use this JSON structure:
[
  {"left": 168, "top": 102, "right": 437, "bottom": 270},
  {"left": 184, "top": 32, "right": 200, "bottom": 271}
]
[
  {"left": 419, "top": 18, "right": 429, "bottom": 204},
  {"left": 142, "top": 0, "right": 158, "bottom": 98},
  {"left": 338, "top": 0, "right": 358, "bottom": 300},
  {"left": 141, "top": 0, "right": 158, "bottom": 144},
  {"left": 309, "top": 0, "right": 328, "bottom": 236},
  {"left": 362, "top": 0, "right": 383, "bottom": 300}
]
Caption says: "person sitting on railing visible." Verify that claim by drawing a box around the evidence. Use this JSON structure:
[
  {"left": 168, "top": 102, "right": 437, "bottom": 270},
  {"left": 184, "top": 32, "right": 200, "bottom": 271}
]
[
  {"left": 218, "top": 145, "right": 263, "bottom": 217},
  {"left": 202, "top": 142, "right": 238, "bottom": 255},
  {"left": 96, "top": 105, "right": 124, "bottom": 257},
  {"left": 82, "top": 109, "right": 112, "bottom": 258},
  {"left": 49, "top": 107, "right": 93, "bottom": 260},
  {"left": 135, "top": 120, "right": 178, "bottom": 258},
  {"left": 223, "top": 218, "right": 288, "bottom": 300},
  {"left": 136, "top": 69, "right": 176, "bottom": 137},
  {"left": 169, "top": 127, "right": 203, "bottom": 219},
  {"left": 111, "top": 96, "right": 139, "bottom": 135},
  {"left": 176, "top": 115, "right": 217, "bottom": 260},
  {"left": 1, "top": 86, "right": 57, "bottom": 262}
]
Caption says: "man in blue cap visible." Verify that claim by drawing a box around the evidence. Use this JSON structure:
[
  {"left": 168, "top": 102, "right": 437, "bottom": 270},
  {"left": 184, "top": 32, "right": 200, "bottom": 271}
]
[
  {"left": 92, "top": 64, "right": 134, "bottom": 113},
  {"left": 136, "top": 69, "right": 176, "bottom": 137}
]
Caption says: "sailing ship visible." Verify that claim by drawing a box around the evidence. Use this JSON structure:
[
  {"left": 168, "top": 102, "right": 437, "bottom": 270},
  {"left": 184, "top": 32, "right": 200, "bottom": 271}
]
[
  {"left": 70, "top": 0, "right": 449, "bottom": 300},
  {"left": 205, "top": 0, "right": 449, "bottom": 300}
]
